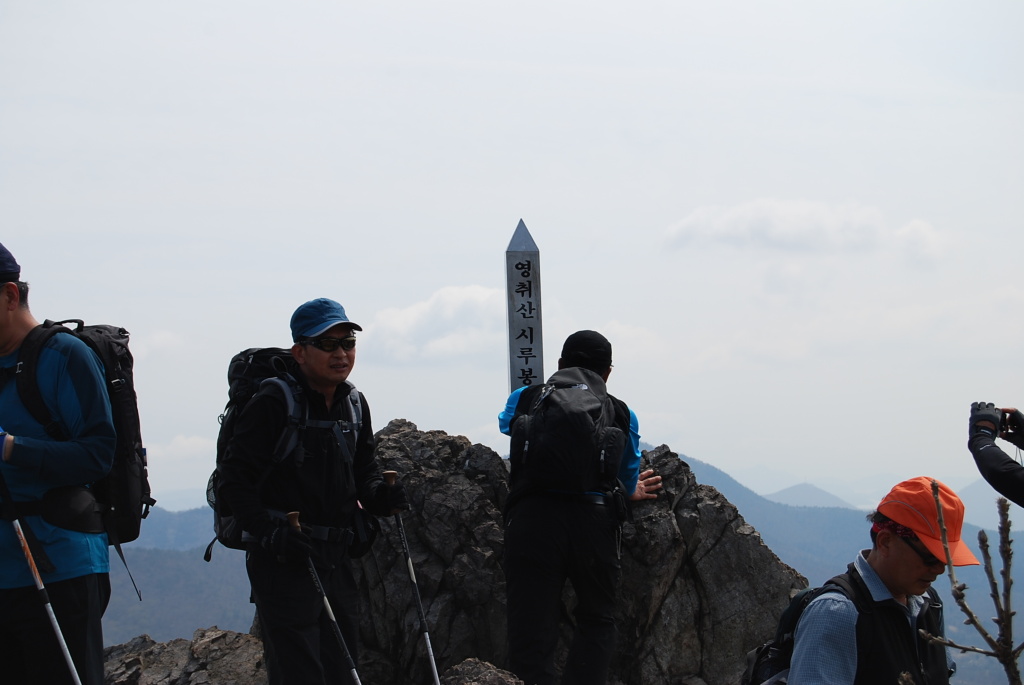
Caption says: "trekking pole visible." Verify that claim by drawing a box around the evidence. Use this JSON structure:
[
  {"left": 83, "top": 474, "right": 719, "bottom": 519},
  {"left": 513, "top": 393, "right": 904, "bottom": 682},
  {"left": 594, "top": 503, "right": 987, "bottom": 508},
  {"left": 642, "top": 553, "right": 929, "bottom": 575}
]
[
  {"left": 382, "top": 470, "right": 441, "bottom": 685},
  {"left": 0, "top": 468, "right": 83, "bottom": 685},
  {"left": 286, "top": 511, "right": 362, "bottom": 685}
]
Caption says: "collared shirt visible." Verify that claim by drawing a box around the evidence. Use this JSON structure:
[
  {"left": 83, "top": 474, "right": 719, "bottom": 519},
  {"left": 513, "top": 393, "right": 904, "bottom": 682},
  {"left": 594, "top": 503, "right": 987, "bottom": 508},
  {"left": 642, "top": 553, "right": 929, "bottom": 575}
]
[{"left": 788, "top": 551, "right": 952, "bottom": 685}]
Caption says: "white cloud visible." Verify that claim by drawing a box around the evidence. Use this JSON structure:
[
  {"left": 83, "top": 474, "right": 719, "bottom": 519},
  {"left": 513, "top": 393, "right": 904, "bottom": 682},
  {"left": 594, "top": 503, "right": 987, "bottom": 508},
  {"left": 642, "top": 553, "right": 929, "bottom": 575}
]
[
  {"left": 893, "top": 218, "right": 951, "bottom": 262},
  {"left": 129, "top": 330, "right": 188, "bottom": 361},
  {"left": 665, "top": 199, "right": 948, "bottom": 262},
  {"left": 367, "top": 285, "right": 506, "bottom": 364}
]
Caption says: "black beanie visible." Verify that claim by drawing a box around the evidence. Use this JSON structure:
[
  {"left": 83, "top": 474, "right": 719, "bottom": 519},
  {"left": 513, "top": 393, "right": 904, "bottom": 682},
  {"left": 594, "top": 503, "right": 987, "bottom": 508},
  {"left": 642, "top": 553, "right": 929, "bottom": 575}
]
[{"left": 560, "top": 330, "right": 612, "bottom": 373}]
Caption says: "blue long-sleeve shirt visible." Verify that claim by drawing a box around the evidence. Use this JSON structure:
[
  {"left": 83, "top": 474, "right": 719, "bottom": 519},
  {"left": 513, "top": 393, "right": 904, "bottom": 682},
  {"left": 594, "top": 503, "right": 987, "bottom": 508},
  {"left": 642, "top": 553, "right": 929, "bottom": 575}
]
[
  {"left": 498, "top": 384, "right": 643, "bottom": 495},
  {"left": 0, "top": 332, "right": 115, "bottom": 588}
]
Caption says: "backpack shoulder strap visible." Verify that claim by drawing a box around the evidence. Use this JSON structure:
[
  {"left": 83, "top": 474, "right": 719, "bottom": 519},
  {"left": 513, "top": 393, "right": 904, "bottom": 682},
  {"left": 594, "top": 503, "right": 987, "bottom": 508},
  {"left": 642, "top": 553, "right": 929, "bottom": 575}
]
[
  {"left": 922, "top": 585, "right": 944, "bottom": 628},
  {"left": 778, "top": 571, "right": 866, "bottom": 643},
  {"left": 258, "top": 375, "right": 307, "bottom": 466},
  {"left": 608, "top": 394, "right": 631, "bottom": 433},
  {"left": 327, "top": 384, "right": 362, "bottom": 462},
  {"left": 832, "top": 565, "right": 874, "bottom": 615},
  {"left": 832, "top": 565, "right": 878, "bottom": 674},
  {"left": 347, "top": 385, "right": 362, "bottom": 432},
  {"left": 14, "top": 321, "right": 74, "bottom": 440}
]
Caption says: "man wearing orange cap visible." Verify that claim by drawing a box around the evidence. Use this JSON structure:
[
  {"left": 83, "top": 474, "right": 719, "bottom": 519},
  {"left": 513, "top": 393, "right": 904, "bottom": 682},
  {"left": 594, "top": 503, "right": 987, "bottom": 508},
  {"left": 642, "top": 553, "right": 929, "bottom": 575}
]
[{"left": 788, "top": 476, "right": 979, "bottom": 685}]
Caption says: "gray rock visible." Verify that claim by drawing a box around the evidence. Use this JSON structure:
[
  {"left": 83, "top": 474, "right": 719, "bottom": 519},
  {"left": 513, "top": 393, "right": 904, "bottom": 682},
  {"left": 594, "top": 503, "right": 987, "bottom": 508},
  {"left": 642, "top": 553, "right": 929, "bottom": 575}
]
[
  {"left": 106, "top": 420, "right": 804, "bottom": 685},
  {"left": 440, "top": 658, "right": 522, "bottom": 684},
  {"left": 104, "top": 628, "right": 266, "bottom": 684}
]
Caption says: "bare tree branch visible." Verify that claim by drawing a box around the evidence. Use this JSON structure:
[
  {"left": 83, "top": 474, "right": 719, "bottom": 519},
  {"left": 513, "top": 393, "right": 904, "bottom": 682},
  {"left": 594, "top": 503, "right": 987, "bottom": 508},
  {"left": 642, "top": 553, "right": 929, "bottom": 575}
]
[
  {"left": 924, "top": 481, "right": 1022, "bottom": 684},
  {"left": 932, "top": 480, "right": 1000, "bottom": 651}
]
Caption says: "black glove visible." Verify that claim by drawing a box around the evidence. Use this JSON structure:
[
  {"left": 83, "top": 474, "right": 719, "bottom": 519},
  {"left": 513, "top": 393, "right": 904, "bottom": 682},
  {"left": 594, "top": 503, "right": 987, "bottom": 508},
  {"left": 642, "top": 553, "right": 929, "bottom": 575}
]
[
  {"left": 259, "top": 521, "right": 312, "bottom": 562},
  {"left": 374, "top": 481, "right": 409, "bottom": 514},
  {"left": 970, "top": 401, "right": 1002, "bottom": 439},
  {"left": 1003, "top": 409, "right": 1024, "bottom": 449}
]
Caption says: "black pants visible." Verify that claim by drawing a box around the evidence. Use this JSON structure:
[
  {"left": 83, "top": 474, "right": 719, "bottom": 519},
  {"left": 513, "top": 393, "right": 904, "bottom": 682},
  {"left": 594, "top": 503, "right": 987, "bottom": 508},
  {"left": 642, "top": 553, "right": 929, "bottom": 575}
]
[
  {"left": 247, "top": 545, "right": 360, "bottom": 685},
  {"left": 504, "top": 496, "right": 621, "bottom": 685},
  {"left": 0, "top": 572, "right": 111, "bottom": 685}
]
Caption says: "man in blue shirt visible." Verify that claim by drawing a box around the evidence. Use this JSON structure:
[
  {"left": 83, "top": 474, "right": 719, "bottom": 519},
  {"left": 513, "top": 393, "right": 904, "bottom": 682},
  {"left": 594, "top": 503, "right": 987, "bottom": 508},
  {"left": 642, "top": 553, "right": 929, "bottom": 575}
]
[
  {"left": 789, "top": 476, "right": 979, "bottom": 685},
  {"left": 0, "top": 242, "right": 116, "bottom": 685},
  {"left": 498, "top": 330, "right": 661, "bottom": 685}
]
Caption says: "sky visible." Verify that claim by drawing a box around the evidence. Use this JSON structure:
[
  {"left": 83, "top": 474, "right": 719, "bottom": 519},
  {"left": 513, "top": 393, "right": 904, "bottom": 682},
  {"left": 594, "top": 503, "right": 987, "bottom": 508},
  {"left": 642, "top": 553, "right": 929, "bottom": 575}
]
[{"left": 2, "top": 1, "right": 1023, "bottom": 512}]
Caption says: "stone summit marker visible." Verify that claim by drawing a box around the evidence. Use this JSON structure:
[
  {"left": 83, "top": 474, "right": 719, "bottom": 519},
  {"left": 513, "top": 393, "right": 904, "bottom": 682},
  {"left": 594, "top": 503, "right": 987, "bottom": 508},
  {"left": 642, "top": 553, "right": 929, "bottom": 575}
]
[{"left": 505, "top": 219, "right": 543, "bottom": 392}]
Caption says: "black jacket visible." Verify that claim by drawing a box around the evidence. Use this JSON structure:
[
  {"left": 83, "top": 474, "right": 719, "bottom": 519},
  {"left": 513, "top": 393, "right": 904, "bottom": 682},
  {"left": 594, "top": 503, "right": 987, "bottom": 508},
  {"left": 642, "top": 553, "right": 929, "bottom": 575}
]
[
  {"left": 218, "top": 372, "right": 387, "bottom": 540},
  {"left": 968, "top": 434, "right": 1024, "bottom": 507}
]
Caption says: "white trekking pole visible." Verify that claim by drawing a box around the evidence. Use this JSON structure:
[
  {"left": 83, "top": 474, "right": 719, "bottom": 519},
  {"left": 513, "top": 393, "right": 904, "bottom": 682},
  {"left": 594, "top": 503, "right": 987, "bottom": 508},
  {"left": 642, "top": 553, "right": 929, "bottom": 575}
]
[
  {"left": 286, "top": 511, "right": 362, "bottom": 685},
  {"left": 383, "top": 471, "right": 441, "bottom": 685}
]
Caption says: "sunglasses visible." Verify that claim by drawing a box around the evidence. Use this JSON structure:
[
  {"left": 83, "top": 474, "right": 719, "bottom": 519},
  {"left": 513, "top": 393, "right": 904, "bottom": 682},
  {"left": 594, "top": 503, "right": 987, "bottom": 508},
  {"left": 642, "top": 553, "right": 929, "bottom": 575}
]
[
  {"left": 301, "top": 336, "right": 357, "bottom": 352},
  {"left": 898, "top": 535, "right": 945, "bottom": 567}
]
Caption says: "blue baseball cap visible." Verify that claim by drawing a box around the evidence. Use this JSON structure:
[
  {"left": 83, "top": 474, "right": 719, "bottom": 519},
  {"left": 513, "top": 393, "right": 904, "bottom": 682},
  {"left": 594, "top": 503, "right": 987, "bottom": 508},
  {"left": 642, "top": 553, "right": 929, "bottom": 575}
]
[
  {"left": 0, "top": 242, "right": 20, "bottom": 283},
  {"left": 290, "top": 298, "right": 363, "bottom": 342}
]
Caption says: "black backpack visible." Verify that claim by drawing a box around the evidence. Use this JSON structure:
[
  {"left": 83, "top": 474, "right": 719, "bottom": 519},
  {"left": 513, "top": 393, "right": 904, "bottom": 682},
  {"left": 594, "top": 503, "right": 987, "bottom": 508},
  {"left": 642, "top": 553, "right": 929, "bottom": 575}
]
[
  {"left": 3, "top": 319, "right": 155, "bottom": 596},
  {"left": 508, "top": 366, "right": 626, "bottom": 495},
  {"left": 203, "top": 347, "right": 366, "bottom": 561},
  {"left": 741, "top": 574, "right": 863, "bottom": 685}
]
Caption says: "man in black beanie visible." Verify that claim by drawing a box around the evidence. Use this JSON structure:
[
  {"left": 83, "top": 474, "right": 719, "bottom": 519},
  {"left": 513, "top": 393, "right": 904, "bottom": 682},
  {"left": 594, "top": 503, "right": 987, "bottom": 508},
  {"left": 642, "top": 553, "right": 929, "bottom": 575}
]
[
  {"left": 0, "top": 242, "right": 116, "bottom": 684},
  {"left": 498, "top": 330, "right": 661, "bottom": 685}
]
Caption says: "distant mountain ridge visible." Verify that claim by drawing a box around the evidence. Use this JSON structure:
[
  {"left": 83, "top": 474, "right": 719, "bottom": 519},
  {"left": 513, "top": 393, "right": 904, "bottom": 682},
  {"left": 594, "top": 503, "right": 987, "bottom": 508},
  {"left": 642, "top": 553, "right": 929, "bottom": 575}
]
[
  {"left": 763, "top": 482, "right": 858, "bottom": 509},
  {"left": 135, "top": 506, "right": 211, "bottom": 551}
]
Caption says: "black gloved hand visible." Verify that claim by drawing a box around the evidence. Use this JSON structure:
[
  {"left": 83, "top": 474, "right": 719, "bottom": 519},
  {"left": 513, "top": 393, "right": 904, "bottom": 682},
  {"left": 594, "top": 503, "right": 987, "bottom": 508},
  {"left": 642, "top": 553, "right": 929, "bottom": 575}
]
[
  {"left": 383, "top": 482, "right": 409, "bottom": 513},
  {"left": 370, "top": 480, "right": 409, "bottom": 515},
  {"left": 970, "top": 401, "right": 1003, "bottom": 439},
  {"left": 259, "top": 521, "right": 312, "bottom": 562},
  {"left": 1003, "top": 409, "right": 1024, "bottom": 449}
]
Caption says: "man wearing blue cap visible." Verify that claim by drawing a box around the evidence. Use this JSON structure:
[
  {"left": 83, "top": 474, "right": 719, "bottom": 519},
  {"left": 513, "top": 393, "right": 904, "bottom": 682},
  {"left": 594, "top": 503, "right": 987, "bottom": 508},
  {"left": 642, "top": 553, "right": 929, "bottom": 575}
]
[
  {"left": 218, "top": 298, "right": 408, "bottom": 685},
  {"left": 0, "top": 242, "right": 116, "bottom": 684}
]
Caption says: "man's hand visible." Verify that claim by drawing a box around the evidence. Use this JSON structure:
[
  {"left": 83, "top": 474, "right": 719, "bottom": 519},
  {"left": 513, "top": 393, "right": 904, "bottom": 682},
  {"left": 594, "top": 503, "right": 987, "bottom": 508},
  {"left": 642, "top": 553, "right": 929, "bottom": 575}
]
[
  {"left": 380, "top": 481, "right": 409, "bottom": 515},
  {"left": 260, "top": 522, "right": 312, "bottom": 562},
  {"left": 630, "top": 469, "right": 662, "bottom": 501},
  {"left": 970, "top": 401, "right": 1003, "bottom": 438}
]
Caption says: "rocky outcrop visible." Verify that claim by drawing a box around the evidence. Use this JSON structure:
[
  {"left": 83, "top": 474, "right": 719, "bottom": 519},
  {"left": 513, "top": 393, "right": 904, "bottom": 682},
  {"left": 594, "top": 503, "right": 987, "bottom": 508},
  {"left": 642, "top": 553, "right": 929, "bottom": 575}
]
[
  {"left": 104, "top": 629, "right": 265, "bottom": 684},
  {"left": 105, "top": 419, "right": 805, "bottom": 685}
]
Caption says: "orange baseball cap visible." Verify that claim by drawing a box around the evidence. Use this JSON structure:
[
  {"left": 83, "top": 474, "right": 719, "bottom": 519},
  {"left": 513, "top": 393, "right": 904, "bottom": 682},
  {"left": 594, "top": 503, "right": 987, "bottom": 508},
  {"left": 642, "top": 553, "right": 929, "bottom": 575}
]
[{"left": 877, "top": 476, "right": 979, "bottom": 566}]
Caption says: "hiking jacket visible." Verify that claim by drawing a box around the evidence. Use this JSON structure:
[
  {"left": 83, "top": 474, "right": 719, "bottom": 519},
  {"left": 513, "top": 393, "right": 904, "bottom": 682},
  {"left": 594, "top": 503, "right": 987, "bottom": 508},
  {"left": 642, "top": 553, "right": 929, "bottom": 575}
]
[
  {"left": 218, "top": 371, "right": 388, "bottom": 544},
  {"left": 498, "top": 367, "right": 642, "bottom": 509},
  {"left": 789, "top": 553, "right": 951, "bottom": 685},
  {"left": 968, "top": 434, "right": 1024, "bottom": 507},
  {"left": 0, "top": 333, "right": 115, "bottom": 588}
]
